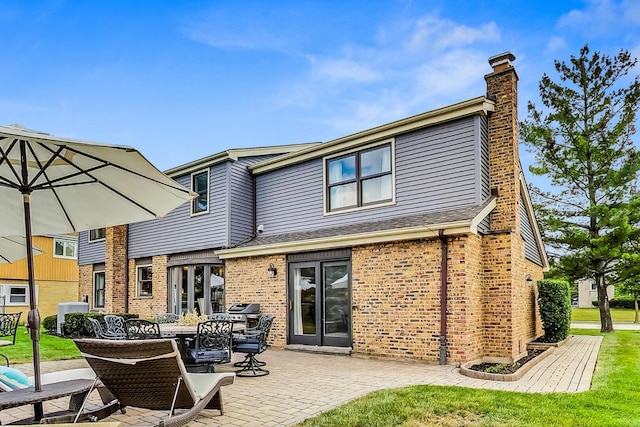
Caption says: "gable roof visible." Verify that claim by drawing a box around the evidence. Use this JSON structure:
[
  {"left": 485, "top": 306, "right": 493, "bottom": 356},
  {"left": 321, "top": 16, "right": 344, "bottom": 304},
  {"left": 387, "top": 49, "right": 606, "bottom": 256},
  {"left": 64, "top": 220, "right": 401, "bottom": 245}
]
[
  {"left": 216, "top": 197, "right": 496, "bottom": 259},
  {"left": 163, "top": 143, "right": 319, "bottom": 178},
  {"left": 250, "top": 96, "right": 495, "bottom": 174}
]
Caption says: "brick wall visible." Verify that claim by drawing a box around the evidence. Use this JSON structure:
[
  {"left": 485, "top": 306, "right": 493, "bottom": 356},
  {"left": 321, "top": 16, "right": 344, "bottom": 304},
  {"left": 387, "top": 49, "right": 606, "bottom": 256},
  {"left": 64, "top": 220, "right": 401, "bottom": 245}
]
[
  {"left": 127, "top": 255, "right": 168, "bottom": 319},
  {"left": 224, "top": 255, "right": 287, "bottom": 347},
  {"left": 78, "top": 265, "right": 93, "bottom": 306},
  {"left": 104, "top": 225, "right": 128, "bottom": 313}
]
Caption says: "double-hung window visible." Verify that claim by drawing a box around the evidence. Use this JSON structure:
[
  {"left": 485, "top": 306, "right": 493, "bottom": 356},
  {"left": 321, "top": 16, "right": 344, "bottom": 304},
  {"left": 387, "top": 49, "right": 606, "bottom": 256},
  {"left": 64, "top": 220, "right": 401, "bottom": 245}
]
[
  {"left": 89, "top": 228, "right": 106, "bottom": 242},
  {"left": 191, "top": 170, "right": 209, "bottom": 215},
  {"left": 94, "top": 271, "right": 105, "bottom": 309},
  {"left": 53, "top": 238, "right": 77, "bottom": 259},
  {"left": 326, "top": 142, "right": 394, "bottom": 212},
  {"left": 137, "top": 265, "right": 153, "bottom": 297}
]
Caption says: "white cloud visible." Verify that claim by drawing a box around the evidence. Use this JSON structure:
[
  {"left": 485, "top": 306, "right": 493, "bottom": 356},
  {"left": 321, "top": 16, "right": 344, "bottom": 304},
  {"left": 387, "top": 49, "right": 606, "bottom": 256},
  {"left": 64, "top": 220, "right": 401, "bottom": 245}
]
[
  {"left": 312, "top": 58, "right": 381, "bottom": 84},
  {"left": 546, "top": 37, "right": 567, "bottom": 55},
  {"left": 558, "top": 0, "right": 639, "bottom": 36},
  {"left": 407, "top": 16, "right": 500, "bottom": 52}
]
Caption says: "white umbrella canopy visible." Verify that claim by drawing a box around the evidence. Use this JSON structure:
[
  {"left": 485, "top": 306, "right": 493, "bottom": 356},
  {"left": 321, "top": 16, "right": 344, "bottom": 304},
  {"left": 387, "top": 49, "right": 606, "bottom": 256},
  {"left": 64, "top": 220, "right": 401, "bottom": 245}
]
[
  {"left": 0, "top": 124, "right": 196, "bottom": 405},
  {"left": 0, "top": 236, "right": 42, "bottom": 263}
]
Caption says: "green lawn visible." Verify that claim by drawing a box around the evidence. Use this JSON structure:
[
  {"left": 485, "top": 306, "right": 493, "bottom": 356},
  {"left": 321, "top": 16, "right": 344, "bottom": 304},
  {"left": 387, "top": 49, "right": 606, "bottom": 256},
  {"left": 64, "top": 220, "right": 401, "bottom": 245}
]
[
  {"left": 571, "top": 307, "right": 638, "bottom": 323},
  {"left": 298, "top": 329, "right": 640, "bottom": 426},
  {"left": 0, "top": 327, "right": 81, "bottom": 364}
]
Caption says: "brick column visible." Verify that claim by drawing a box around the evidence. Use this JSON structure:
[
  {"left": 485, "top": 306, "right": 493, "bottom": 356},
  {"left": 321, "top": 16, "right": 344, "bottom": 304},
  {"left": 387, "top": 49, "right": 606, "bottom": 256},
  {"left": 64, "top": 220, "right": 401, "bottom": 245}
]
[
  {"left": 482, "top": 52, "right": 524, "bottom": 360},
  {"left": 105, "top": 225, "right": 128, "bottom": 313}
]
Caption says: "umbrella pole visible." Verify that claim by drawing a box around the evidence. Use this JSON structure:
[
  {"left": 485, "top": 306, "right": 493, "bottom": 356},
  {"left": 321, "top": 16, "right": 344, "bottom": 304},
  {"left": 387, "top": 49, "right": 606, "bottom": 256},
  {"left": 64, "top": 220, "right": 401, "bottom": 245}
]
[{"left": 20, "top": 141, "right": 43, "bottom": 419}]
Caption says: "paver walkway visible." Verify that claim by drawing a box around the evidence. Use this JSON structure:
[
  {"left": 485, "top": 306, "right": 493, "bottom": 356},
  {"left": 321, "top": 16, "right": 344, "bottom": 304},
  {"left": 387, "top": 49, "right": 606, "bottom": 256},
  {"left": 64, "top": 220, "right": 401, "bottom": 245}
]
[{"left": 1, "top": 334, "right": 602, "bottom": 426}]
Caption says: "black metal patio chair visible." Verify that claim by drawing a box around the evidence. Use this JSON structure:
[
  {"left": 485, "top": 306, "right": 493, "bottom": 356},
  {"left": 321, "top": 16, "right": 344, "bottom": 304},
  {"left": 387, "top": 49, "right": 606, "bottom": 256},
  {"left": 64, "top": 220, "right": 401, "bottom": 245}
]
[
  {"left": 125, "top": 319, "right": 161, "bottom": 340},
  {"left": 233, "top": 314, "right": 274, "bottom": 377},
  {"left": 187, "top": 319, "right": 234, "bottom": 373},
  {"left": 0, "top": 313, "right": 21, "bottom": 366}
]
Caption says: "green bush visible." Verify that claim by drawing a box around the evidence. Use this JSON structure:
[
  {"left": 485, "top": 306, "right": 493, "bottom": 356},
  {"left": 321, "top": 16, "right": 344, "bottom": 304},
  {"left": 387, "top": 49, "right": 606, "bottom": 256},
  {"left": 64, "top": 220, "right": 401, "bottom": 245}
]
[
  {"left": 42, "top": 315, "right": 57, "bottom": 334},
  {"left": 62, "top": 312, "right": 139, "bottom": 337},
  {"left": 538, "top": 279, "right": 572, "bottom": 342},
  {"left": 598, "top": 296, "right": 636, "bottom": 309}
]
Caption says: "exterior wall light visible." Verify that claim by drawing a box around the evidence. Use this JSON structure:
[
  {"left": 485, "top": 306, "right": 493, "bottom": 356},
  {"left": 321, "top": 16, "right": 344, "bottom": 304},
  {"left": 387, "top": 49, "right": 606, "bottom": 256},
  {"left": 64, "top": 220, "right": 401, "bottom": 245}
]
[
  {"left": 526, "top": 274, "right": 533, "bottom": 283},
  {"left": 267, "top": 263, "right": 277, "bottom": 278}
]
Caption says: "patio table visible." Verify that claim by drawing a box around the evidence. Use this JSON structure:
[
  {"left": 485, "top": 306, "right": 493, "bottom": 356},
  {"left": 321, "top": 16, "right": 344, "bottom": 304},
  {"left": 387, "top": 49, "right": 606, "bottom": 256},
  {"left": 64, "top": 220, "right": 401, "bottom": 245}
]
[
  {"left": 157, "top": 323, "right": 244, "bottom": 365},
  {"left": 0, "top": 378, "right": 94, "bottom": 422}
]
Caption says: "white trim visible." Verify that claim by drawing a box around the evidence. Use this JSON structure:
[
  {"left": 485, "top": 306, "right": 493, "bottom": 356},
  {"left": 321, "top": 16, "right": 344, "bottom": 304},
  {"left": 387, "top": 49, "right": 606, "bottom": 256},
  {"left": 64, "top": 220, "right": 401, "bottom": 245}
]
[
  {"left": 469, "top": 198, "right": 497, "bottom": 233},
  {"left": 251, "top": 96, "right": 495, "bottom": 174},
  {"left": 0, "top": 284, "right": 33, "bottom": 306},
  {"left": 190, "top": 169, "right": 210, "bottom": 216},
  {"left": 323, "top": 139, "right": 396, "bottom": 215},
  {"left": 164, "top": 143, "right": 319, "bottom": 177},
  {"left": 519, "top": 172, "right": 549, "bottom": 269},
  {"left": 217, "top": 219, "right": 481, "bottom": 260}
]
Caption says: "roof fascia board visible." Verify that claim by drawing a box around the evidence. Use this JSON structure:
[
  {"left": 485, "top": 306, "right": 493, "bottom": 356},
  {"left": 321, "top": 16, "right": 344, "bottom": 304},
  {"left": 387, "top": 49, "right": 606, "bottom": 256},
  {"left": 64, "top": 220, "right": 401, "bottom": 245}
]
[
  {"left": 216, "top": 220, "right": 475, "bottom": 259},
  {"left": 519, "top": 172, "right": 550, "bottom": 270},
  {"left": 469, "top": 197, "right": 497, "bottom": 233},
  {"left": 164, "top": 143, "right": 319, "bottom": 177},
  {"left": 251, "top": 96, "right": 495, "bottom": 174}
]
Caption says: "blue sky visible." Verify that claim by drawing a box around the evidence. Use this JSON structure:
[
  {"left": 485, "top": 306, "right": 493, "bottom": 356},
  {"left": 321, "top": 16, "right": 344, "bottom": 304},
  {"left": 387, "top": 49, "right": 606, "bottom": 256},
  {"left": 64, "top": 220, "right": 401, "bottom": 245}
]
[{"left": 1, "top": 0, "right": 639, "bottom": 177}]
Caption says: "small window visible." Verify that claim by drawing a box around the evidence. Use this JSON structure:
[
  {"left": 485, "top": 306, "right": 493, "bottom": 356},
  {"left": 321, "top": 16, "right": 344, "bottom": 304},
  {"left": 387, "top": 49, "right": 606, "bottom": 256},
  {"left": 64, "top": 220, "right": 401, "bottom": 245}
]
[
  {"left": 326, "top": 143, "right": 393, "bottom": 212},
  {"left": 53, "top": 239, "right": 77, "bottom": 259},
  {"left": 591, "top": 282, "right": 597, "bottom": 291},
  {"left": 94, "top": 271, "right": 105, "bottom": 309},
  {"left": 8, "top": 287, "right": 27, "bottom": 304},
  {"left": 191, "top": 170, "right": 209, "bottom": 215},
  {"left": 89, "top": 228, "right": 106, "bottom": 242},
  {"left": 137, "top": 265, "right": 153, "bottom": 297}
]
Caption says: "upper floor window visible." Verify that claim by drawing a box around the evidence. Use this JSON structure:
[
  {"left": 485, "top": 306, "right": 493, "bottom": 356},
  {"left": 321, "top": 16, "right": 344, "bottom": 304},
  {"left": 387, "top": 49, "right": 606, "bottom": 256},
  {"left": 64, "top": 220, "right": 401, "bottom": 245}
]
[
  {"left": 191, "top": 170, "right": 209, "bottom": 215},
  {"left": 89, "top": 228, "right": 106, "bottom": 242},
  {"left": 137, "top": 265, "right": 153, "bottom": 297},
  {"left": 326, "top": 143, "right": 394, "bottom": 212},
  {"left": 53, "top": 238, "right": 77, "bottom": 259}
]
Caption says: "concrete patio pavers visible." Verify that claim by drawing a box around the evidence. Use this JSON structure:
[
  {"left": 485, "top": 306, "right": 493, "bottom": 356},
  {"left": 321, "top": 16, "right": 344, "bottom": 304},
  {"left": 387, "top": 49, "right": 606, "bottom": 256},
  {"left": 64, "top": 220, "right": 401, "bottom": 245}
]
[{"left": 0, "top": 334, "right": 602, "bottom": 426}]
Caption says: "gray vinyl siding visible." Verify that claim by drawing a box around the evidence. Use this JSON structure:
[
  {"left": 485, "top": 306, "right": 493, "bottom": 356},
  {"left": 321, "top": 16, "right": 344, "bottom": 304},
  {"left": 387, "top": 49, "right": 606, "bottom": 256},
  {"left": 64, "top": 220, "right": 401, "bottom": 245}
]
[
  {"left": 520, "top": 193, "right": 543, "bottom": 266},
  {"left": 477, "top": 115, "right": 491, "bottom": 233},
  {"left": 229, "top": 157, "right": 260, "bottom": 245},
  {"left": 256, "top": 116, "right": 485, "bottom": 235},
  {"left": 77, "top": 231, "right": 105, "bottom": 266},
  {"left": 128, "top": 162, "right": 231, "bottom": 259}
]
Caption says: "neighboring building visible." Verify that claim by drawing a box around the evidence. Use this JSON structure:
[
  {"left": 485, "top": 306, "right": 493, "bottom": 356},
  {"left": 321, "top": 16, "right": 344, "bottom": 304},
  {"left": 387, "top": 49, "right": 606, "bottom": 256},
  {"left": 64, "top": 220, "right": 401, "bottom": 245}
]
[
  {"left": 577, "top": 279, "right": 614, "bottom": 308},
  {"left": 78, "top": 52, "right": 548, "bottom": 365},
  {"left": 0, "top": 234, "right": 79, "bottom": 319}
]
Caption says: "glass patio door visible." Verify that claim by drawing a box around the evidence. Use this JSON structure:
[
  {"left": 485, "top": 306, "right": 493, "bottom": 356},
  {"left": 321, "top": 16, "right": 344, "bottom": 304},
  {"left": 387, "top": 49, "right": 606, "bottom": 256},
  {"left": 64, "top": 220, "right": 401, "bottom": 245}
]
[{"left": 289, "top": 261, "right": 351, "bottom": 347}]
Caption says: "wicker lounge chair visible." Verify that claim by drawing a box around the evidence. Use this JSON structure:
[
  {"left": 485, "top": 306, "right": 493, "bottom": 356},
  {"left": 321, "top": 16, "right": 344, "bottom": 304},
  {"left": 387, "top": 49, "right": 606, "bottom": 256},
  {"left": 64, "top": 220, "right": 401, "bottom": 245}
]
[{"left": 73, "top": 338, "right": 235, "bottom": 427}]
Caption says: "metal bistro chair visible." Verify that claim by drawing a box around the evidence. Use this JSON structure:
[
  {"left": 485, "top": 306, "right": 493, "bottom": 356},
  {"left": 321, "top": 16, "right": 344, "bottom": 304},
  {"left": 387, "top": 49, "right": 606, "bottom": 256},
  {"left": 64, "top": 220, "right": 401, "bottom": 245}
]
[
  {"left": 188, "top": 319, "right": 234, "bottom": 373},
  {"left": 233, "top": 314, "right": 274, "bottom": 377},
  {"left": 87, "top": 317, "right": 124, "bottom": 340},
  {"left": 102, "top": 315, "right": 127, "bottom": 340},
  {"left": 125, "top": 319, "right": 161, "bottom": 340},
  {"left": 0, "top": 313, "right": 21, "bottom": 366}
]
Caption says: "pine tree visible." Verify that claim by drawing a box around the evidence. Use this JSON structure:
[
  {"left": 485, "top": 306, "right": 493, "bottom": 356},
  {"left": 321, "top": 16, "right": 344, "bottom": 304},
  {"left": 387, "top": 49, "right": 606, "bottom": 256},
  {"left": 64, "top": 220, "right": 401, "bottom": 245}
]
[{"left": 521, "top": 45, "right": 640, "bottom": 332}]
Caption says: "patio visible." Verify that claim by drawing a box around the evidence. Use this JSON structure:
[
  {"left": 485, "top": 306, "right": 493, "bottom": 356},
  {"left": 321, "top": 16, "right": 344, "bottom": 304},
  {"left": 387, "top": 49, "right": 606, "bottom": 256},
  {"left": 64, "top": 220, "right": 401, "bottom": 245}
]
[{"left": 0, "top": 334, "right": 602, "bottom": 426}]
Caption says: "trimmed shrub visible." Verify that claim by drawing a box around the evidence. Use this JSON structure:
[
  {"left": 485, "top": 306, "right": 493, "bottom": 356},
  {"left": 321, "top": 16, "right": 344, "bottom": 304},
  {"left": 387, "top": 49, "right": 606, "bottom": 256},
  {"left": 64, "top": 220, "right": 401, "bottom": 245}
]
[
  {"left": 42, "top": 315, "right": 57, "bottom": 334},
  {"left": 537, "top": 279, "right": 572, "bottom": 342},
  {"left": 63, "top": 312, "right": 90, "bottom": 337},
  {"left": 604, "top": 297, "right": 636, "bottom": 309}
]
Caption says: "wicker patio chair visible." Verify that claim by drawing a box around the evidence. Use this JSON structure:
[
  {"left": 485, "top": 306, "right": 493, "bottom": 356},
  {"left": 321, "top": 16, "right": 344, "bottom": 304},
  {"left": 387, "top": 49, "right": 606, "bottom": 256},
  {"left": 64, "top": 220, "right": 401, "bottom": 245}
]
[
  {"left": 0, "top": 312, "right": 21, "bottom": 366},
  {"left": 73, "top": 338, "right": 235, "bottom": 427},
  {"left": 125, "top": 319, "right": 162, "bottom": 340}
]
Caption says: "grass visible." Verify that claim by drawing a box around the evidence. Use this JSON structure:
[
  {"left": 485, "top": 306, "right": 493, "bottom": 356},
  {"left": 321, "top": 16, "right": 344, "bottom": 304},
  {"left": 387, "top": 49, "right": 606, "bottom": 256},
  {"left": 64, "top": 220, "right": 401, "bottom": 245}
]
[
  {"left": 571, "top": 307, "right": 638, "bottom": 323},
  {"left": 1, "top": 327, "right": 81, "bottom": 364},
  {"left": 298, "top": 329, "right": 640, "bottom": 427}
]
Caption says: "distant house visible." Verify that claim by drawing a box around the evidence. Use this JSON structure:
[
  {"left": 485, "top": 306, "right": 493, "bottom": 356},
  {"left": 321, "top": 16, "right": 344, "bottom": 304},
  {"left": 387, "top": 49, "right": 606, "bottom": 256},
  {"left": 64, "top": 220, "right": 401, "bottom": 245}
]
[
  {"left": 78, "top": 52, "right": 548, "bottom": 365},
  {"left": 0, "top": 234, "right": 79, "bottom": 319},
  {"left": 577, "top": 279, "right": 614, "bottom": 308}
]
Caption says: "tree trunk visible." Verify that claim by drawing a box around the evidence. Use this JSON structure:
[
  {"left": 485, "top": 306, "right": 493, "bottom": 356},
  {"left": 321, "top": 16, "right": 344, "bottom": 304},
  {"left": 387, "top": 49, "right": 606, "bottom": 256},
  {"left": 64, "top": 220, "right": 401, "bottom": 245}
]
[
  {"left": 635, "top": 297, "right": 639, "bottom": 324},
  {"left": 597, "top": 282, "right": 614, "bottom": 332}
]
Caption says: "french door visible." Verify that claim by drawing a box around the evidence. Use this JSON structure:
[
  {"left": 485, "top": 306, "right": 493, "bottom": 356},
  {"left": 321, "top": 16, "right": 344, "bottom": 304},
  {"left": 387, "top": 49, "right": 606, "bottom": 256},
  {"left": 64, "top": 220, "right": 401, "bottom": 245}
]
[{"left": 288, "top": 260, "right": 351, "bottom": 347}]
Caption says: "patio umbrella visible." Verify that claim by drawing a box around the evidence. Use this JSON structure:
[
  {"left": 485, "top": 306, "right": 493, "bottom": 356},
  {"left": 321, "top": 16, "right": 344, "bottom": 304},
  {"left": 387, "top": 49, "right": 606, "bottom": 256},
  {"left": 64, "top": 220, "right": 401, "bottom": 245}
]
[
  {"left": 0, "top": 124, "right": 195, "bottom": 403},
  {"left": 0, "top": 236, "right": 42, "bottom": 264}
]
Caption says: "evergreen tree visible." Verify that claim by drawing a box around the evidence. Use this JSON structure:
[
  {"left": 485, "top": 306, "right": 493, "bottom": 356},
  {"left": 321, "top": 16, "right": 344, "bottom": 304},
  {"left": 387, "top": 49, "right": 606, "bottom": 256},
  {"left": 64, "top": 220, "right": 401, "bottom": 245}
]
[{"left": 521, "top": 45, "right": 640, "bottom": 332}]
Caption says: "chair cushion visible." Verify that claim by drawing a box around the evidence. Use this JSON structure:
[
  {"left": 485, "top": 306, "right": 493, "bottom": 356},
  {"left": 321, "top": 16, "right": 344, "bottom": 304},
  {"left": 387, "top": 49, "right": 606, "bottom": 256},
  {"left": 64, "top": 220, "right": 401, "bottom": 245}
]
[
  {"left": 234, "top": 342, "right": 261, "bottom": 353},
  {"left": 0, "top": 366, "right": 33, "bottom": 390},
  {"left": 189, "top": 349, "right": 230, "bottom": 363}
]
